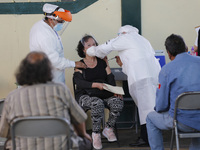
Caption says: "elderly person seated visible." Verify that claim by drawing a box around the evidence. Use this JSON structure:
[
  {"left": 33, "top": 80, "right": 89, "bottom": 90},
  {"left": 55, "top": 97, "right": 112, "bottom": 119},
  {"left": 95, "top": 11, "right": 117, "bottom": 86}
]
[
  {"left": 73, "top": 34, "right": 124, "bottom": 150},
  {"left": 0, "top": 51, "right": 92, "bottom": 150}
]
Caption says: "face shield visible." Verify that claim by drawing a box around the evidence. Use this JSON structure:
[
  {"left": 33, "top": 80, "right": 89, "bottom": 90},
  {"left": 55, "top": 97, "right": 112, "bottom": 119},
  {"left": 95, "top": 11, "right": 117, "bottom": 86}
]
[
  {"left": 54, "top": 21, "right": 70, "bottom": 36},
  {"left": 53, "top": 10, "right": 72, "bottom": 36}
]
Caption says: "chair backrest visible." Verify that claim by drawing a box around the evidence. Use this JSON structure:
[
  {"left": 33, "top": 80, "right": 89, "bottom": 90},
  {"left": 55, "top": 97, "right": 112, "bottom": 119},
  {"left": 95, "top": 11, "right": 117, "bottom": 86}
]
[
  {"left": 111, "top": 68, "right": 131, "bottom": 99},
  {"left": 0, "top": 98, "right": 5, "bottom": 115},
  {"left": 11, "top": 116, "right": 72, "bottom": 150},
  {"left": 110, "top": 68, "right": 127, "bottom": 81},
  {"left": 174, "top": 92, "right": 200, "bottom": 118}
]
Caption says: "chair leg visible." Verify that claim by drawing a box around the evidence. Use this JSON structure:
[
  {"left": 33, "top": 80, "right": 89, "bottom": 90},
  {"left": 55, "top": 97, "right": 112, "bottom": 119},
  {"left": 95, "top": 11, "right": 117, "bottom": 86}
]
[
  {"left": 114, "top": 123, "right": 120, "bottom": 147},
  {"left": 175, "top": 125, "right": 180, "bottom": 150},
  {"left": 170, "top": 129, "right": 175, "bottom": 150}
]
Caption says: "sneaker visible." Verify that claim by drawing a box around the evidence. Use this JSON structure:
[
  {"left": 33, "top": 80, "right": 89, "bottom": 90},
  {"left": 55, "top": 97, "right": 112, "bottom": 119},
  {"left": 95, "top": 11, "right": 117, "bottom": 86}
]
[
  {"left": 92, "top": 132, "right": 102, "bottom": 150},
  {"left": 102, "top": 127, "right": 117, "bottom": 142}
]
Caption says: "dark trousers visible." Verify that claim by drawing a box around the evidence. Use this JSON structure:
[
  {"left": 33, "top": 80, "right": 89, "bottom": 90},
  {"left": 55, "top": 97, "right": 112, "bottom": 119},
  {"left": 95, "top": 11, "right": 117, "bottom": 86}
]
[{"left": 140, "top": 124, "right": 149, "bottom": 143}]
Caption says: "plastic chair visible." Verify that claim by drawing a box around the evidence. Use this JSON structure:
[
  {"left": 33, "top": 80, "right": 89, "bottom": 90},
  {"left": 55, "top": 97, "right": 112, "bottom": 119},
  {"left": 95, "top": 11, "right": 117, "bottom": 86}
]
[
  {"left": 11, "top": 116, "right": 72, "bottom": 150},
  {"left": 170, "top": 92, "right": 200, "bottom": 150}
]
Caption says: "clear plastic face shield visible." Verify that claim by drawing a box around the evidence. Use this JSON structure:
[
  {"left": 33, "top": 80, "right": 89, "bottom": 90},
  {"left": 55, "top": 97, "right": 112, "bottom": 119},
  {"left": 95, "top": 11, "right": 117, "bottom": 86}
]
[
  {"left": 53, "top": 18, "right": 70, "bottom": 36},
  {"left": 51, "top": 9, "right": 72, "bottom": 36},
  {"left": 58, "top": 21, "right": 70, "bottom": 36}
]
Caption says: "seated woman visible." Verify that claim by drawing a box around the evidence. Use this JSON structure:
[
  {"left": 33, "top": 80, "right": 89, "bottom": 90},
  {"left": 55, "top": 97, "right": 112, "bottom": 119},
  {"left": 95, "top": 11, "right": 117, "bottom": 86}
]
[{"left": 73, "top": 35, "right": 124, "bottom": 150}]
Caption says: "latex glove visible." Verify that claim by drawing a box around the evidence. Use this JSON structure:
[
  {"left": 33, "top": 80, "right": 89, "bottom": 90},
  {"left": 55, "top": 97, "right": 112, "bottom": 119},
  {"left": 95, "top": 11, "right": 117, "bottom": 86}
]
[{"left": 86, "top": 46, "right": 96, "bottom": 57}]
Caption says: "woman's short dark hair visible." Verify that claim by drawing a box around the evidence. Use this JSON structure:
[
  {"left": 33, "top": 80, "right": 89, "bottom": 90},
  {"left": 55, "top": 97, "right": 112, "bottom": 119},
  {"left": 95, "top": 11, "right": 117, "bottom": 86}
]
[
  {"left": 76, "top": 34, "right": 98, "bottom": 58},
  {"left": 165, "top": 34, "right": 187, "bottom": 56},
  {"left": 15, "top": 51, "right": 53, "bottom": 85}
]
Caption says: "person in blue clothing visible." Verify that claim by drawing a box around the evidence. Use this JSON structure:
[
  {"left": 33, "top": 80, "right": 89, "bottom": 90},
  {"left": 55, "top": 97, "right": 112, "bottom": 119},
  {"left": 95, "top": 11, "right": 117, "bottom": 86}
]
[{"left": 146, "top": 34, "right": 200, "bottom": 150}]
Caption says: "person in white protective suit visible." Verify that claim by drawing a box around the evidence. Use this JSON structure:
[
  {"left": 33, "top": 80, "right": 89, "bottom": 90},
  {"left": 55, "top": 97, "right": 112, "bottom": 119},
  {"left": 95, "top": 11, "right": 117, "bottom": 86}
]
[
  {"left": 30, "top": 3, "right": 86, "bottom": 84},
  {"left": 87, "top": 25, "right": 161, "bottom": 147}
]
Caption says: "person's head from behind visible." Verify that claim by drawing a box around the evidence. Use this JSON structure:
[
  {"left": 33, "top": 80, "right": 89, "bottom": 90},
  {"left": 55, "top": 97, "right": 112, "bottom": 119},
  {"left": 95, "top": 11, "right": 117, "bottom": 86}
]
[
  {"left": 76, "top": 34, "right": 98, "bottom": 58},
  {"left": 165, "top": 34, "right": 187, "bottom": 60},
  {"left": 16, "top": 51, "right": 53, "bottom": 86}
]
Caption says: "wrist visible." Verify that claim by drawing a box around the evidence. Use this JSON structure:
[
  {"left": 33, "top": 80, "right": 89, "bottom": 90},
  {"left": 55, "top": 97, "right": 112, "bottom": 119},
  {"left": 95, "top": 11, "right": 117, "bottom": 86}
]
[{"left": 92, "top": 83, "right": 98, "bottom": 88}]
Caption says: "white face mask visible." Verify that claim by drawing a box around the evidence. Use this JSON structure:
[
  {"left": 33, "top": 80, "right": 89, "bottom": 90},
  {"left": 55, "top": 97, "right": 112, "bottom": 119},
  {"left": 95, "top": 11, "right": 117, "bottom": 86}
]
[{"left": 53, "top": 23, "right": 63, "bottom": 32}]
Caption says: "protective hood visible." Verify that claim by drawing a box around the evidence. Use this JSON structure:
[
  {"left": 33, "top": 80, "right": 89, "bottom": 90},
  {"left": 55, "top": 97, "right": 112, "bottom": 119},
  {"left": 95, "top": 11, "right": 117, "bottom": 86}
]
[{"left": 118, "top": 25, "right": 139, "bottom": 34}]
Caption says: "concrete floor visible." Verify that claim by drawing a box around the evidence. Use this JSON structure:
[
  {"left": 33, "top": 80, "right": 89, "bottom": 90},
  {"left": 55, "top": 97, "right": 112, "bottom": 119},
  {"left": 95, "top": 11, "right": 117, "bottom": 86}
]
[
  {"left": 0, "top": 128, "right": 191, "bottom": 150},
  {"left": 100, "top": 128, "right": 191, "bottom": 150}
]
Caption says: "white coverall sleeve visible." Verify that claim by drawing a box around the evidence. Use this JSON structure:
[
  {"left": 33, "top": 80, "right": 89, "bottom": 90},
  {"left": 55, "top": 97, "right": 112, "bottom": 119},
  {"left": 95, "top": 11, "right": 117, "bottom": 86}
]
[
  {"left": 87, "top": 39, "right": 115, "bottom": 59},
  {"left": 87, "top": 35, "right": 133, "bottom": 59},
  {"left": 40, "top": 37, "right": 75, "bottom": 69}
]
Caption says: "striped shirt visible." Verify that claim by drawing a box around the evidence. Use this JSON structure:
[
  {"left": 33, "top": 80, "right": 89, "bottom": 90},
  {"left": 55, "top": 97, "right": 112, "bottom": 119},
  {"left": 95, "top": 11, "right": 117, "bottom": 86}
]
[{"left": 0, "top": 82, "right": 87, "bottom": 150}]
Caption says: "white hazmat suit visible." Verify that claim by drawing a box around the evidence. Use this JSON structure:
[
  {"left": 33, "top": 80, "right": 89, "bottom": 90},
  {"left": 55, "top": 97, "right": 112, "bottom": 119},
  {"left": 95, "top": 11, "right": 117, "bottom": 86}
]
[
  {"left": 29, "top": 4, "right": 75, "bottom": 84},
  {"left": 87, "top": 25, "right": 161, "bottom": 125}
]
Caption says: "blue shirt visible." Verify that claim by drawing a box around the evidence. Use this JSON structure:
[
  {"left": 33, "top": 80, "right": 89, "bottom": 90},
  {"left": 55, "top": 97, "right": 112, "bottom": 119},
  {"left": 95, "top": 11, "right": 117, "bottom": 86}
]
[{"left": 155, "top": 52, "right": 200, "bottom": 131}]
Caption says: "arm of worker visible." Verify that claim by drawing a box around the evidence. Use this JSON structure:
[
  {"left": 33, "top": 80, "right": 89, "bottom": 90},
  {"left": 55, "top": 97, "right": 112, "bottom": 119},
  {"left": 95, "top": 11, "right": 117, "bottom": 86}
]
[
  {"left": 87, "top": 34, "right": 133, "bottom": 59},
  {"left": 39, "top": 37, "right": 86, "bottom": 69},
  {"left": 40, "top": 38, "right": 76, "bottom": 69},
  {"left": 86, "top": 38, "right": 118, "bottom": 59},
  {"left": 154, "top": 69, "right": 170, "bottom": 113}
]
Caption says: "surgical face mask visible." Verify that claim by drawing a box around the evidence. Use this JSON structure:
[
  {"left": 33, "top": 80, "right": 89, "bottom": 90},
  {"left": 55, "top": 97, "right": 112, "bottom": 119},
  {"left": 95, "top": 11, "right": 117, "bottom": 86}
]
[{"left": 54, "top": 23, "right": 63, "bottom": 32}]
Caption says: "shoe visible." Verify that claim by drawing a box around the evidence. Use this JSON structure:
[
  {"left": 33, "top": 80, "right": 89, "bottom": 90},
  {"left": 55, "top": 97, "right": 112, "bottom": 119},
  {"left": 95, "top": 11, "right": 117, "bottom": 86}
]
[
  {"left": 92, "top": 132, "right": 102, "bottom": 150},
  {"left": 129, "top": 137, "right": 149, "bottom": 147},
  {"left": 102, "top": 127, "right": 117, "bottom": 142}
]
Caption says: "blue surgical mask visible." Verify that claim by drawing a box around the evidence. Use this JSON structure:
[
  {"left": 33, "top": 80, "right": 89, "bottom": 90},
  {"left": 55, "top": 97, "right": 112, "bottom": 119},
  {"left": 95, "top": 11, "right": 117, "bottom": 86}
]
[{"left": 54, "top": 23, "right": 63, "bottom": 32}]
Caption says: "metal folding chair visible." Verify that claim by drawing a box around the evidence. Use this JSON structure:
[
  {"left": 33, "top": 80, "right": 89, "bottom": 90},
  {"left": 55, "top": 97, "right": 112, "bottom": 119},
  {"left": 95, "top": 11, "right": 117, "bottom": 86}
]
[
  {"left": 11, "top": 116, "right": 72, "bottom": 150},
  {"left": 170, "top": 92, "right": 200, "bottom": 150}
]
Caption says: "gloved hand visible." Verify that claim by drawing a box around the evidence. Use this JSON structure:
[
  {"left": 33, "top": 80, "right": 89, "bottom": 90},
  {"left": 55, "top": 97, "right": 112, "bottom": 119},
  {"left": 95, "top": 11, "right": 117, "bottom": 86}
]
[{"left": 86, "top": 46, "right": 96, "bottom": 57}]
